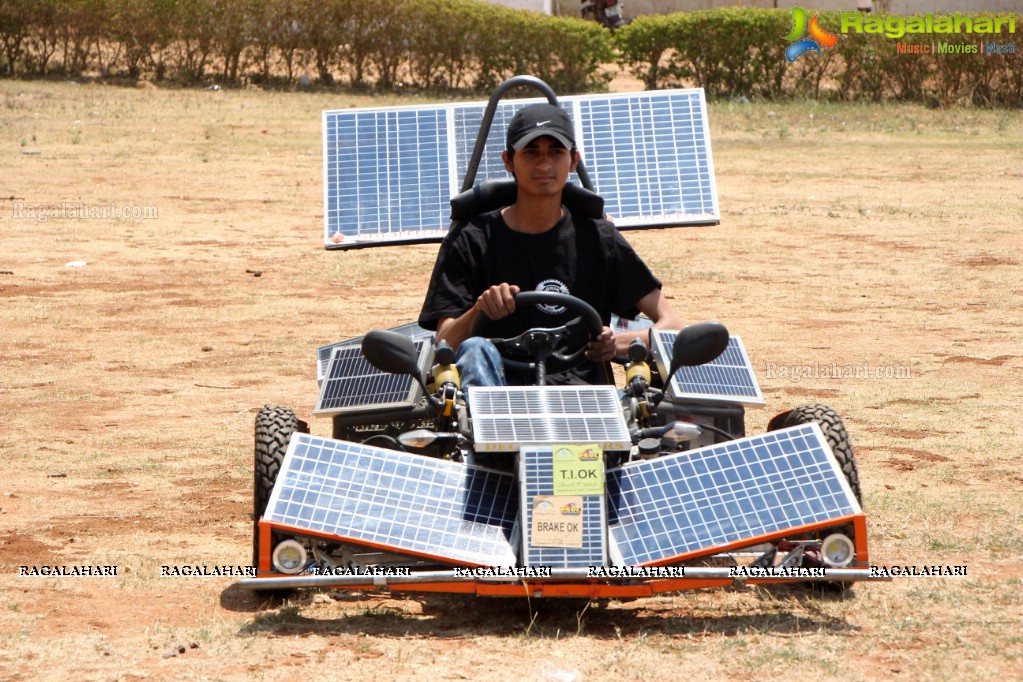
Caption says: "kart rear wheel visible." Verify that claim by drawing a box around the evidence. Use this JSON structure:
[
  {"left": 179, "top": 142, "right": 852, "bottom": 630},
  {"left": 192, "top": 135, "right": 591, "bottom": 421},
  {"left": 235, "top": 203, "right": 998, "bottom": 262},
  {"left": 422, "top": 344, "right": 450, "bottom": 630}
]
[
  {"left": 253, "top": 405, "right": 308, "bottom": 569},
  {"left": 771, "top": 403, "right": 862, "bottom": 505}
]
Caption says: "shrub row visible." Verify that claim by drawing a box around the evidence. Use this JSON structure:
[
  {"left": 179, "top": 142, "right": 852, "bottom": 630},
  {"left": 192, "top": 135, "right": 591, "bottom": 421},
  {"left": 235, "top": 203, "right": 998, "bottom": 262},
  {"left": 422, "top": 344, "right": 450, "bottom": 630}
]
[
  {"left": 0, "top": 0, "right": 612, "bottom": 92},
  {"left": 1, "top": 2, "right": 1018, "bottom": 105},
  {"left": 615, "top": 8, "right": 1021, "bottom": 106}
]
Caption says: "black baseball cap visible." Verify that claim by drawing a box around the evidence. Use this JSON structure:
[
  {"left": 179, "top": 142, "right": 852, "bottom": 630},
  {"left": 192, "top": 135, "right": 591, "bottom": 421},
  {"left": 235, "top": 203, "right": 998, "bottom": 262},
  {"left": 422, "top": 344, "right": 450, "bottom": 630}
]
[{"left": 506, "top": 103, "right": 576, "bottom": 151}]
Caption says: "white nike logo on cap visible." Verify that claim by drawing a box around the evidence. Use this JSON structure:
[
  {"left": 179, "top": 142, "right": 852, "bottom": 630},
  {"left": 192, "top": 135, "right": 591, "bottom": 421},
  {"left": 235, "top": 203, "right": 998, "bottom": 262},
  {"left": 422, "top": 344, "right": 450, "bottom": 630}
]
[{"left": 536, "top": 120, "right": 550, "bottom": 127}]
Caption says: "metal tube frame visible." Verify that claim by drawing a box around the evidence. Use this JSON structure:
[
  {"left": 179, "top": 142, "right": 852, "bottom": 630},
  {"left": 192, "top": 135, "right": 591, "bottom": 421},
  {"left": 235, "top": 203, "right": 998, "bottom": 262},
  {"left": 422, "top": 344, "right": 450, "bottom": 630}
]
[
  {"left": 460, "top": 75, "right": 594, "bottom": 194},
  {"left": 240, "top": 566, "right": 891, "bottom": 592}
]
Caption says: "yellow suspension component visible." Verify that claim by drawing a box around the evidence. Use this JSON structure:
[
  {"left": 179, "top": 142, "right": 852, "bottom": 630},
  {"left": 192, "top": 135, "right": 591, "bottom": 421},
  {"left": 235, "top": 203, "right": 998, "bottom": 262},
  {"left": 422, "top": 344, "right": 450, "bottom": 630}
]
[
  {"left": 432, "top": 364, "right": 460, "bottom": 417},
  {"left": 625, "top": 360, "right": 651, "bottom": 385}
]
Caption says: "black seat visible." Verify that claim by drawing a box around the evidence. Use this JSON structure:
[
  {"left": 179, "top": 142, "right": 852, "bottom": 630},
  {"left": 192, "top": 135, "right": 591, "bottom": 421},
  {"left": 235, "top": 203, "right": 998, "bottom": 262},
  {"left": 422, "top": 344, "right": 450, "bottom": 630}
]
[{"left": 449, "top": 178, "right": 605, "bottom": 221}]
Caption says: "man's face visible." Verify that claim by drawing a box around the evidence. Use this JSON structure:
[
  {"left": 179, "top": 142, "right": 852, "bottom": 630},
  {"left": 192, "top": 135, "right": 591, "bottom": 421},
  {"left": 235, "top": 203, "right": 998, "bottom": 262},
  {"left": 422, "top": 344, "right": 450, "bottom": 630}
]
[{"left": 503, "top": 136, "right": 579, "bottom": 198}]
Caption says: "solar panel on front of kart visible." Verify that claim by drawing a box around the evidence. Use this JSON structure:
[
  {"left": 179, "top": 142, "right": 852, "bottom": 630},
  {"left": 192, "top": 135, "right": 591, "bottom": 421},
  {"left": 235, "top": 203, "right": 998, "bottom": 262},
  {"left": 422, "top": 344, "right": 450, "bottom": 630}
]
[
  {"left": 469, "top": 386, "right": 633, "bottom": 452},
  {"left": 519, "top": 446, "right": 607, "bottom": 567},
  {"left": 606, "top": 423, "right": 861, "bottom": 566},
  {"left": 652, "top": 331, "right": 765, "bottom": 406},
  {"left": 264, "top": 434, "right": 519, "bottom": 566},
  {"left": 322, "top": 89, "right": 719, "bottom": 248}
]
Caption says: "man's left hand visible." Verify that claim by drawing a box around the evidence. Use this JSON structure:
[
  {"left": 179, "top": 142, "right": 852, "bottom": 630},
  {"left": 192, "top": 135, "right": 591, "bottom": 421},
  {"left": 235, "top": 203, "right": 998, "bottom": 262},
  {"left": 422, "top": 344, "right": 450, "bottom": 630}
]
[{"left": 585, "top": 326, "right": 616, "bottom": 363}]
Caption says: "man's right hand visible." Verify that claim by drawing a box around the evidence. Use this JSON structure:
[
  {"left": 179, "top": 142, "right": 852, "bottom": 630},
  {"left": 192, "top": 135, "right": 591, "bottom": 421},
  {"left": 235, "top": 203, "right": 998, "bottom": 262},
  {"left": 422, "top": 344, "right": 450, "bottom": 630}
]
[
  {"left": 437, "top": 283, "right": 521, "bottom": 351},
  {"left": 475, "top": 283, "right": 520, "bottom": 321}
]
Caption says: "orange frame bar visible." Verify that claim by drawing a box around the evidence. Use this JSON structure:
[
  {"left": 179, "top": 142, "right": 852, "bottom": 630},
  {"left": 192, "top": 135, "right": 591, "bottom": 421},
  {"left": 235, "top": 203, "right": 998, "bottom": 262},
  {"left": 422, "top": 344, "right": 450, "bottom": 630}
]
[{"left": 256, "top": 512, "right": 871, "bottom": 596}]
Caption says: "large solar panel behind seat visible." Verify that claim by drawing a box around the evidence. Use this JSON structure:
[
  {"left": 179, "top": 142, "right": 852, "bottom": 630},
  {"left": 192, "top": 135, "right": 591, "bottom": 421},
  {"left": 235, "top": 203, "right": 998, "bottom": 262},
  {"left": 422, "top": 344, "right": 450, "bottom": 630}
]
[
  {"left": 652, "top": 331, "right": 764, "bottom": 406},
  {"left": 263, "top": 434, "right": 519, "bottom": 566},
  {"left": 606, "top": 423, "right": 860, "bottom": 566},
  {"left": 323, "top": 89, "right": 718, "bottom": 249}
]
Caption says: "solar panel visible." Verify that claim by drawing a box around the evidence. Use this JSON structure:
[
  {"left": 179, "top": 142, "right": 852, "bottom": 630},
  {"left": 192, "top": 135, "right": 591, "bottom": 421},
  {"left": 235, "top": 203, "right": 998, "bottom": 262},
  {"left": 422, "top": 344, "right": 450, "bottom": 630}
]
[
  {"left": 317, "top": 322, "right": 432, "bottom": 383},
  {"left": 573, "top": 90, "right": 717, "bottom": 229},
  {"left": 519, "top": 446, "right": 608, "bottom": 567},
  {"left": 314, "top": 340, "right": 429, "bottom": 415},
  {"left": 323, "top": 106, "right": 451, "bottom": 248},
  {"left": 322, "top": 89, "right": 719, "bottom": 248},
  {"left": 468, "top": 386, "right": 632, "bottom": 452},
  {"left": 652, "top": 331, "right": 764, "bottom": 406},
  {"left": 264, "top": 434, "right": 519, "bottom": 566},
  {"left": 606, "top": 423, "right": 860, "bottom": 566}
]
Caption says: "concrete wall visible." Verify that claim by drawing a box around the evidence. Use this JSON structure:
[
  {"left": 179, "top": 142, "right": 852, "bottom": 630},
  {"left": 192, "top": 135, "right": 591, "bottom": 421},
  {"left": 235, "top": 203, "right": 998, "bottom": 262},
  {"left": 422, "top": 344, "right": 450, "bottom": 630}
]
[
  {"left": 626, "top": 1, "right": 1023, "bottom": 14},
  {"left": 484, "top": 0, "right": 549, "bottom": 13},
  {"left": 483, "top": 0, "right": 1023, "bottom": 15}
]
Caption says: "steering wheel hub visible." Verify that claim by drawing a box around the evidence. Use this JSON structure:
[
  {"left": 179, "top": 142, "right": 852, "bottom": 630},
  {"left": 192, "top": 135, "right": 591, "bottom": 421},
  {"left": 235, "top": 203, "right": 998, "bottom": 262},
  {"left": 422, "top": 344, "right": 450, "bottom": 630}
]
[{"left": 470, "top": 291, "right": 604, "bottom": 384}]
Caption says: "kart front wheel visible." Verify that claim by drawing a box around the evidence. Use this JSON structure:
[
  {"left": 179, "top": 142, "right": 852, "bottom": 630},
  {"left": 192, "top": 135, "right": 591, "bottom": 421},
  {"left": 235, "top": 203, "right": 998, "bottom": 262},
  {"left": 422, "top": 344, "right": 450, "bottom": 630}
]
[
  {"left": 253, "top": 405, "right": 308, "bottom": 569},
  {"left": 777, "top": 403, "right": 862, "bottom": 505},
  {"left": 769, "top": 403, "right": 862, "bottom": 592}
]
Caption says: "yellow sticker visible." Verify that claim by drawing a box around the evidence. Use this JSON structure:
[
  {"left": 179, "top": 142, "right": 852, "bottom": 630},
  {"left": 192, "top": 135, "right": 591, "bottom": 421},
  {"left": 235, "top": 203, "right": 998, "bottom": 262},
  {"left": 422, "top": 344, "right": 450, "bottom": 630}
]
[
  {"left": 552, "top": 444, "right": 604, "bottom": 496},
  {"left": 531, "top": 495, "right": 584, "bottom": 548}
]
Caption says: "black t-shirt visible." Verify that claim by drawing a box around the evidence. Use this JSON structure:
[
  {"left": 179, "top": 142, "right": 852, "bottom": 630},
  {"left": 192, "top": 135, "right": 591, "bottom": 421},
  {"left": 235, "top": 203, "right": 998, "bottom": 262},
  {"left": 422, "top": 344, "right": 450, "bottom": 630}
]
[{"left": 418, "top": 208, "right": 661, "bottom": 385}]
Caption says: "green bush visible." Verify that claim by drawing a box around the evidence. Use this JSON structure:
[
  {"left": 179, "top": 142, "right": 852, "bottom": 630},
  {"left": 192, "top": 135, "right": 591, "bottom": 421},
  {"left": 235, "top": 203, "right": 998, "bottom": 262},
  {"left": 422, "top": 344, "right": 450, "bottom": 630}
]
[
  {"left": 404, "top": 0, "right": 470, "bottom": 89},
  {"left": 0, "top": 0, "right": 37, "bottom": 76},
  {"left": 613, "top": 14, "right": 677, "bottom": 90},
  {"left": 616, "top": 8, "right": 1021, "bottom": 106},
  {"left": 2, "top": 1, "right": 1017, "bottom": 106},
  {"left": 109, "top": 0, "right": 176, "bottom": 80}
]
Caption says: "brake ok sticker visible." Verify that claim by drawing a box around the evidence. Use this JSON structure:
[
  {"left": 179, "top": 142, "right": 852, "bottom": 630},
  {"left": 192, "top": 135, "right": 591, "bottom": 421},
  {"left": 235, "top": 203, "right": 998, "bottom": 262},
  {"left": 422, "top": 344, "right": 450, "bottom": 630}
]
[
  {"left": 551, "top": 444, "right": 604, "bottom": 496},
  {"left": 531, "top": 495, "right": 584, "bottom": 548}
]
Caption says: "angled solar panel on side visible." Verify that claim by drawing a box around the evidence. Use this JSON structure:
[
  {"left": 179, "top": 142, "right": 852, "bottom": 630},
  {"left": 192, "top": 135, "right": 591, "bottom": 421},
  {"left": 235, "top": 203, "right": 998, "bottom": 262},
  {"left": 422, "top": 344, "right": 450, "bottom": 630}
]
[
  {"left": 323, "top": 89, "right": 719, "bottom": 249},
  {"left": 606, "top": 423, "right": 860, "bottom": 566},
  {"left": 653, "top": 331, "right": 764, "bottom": 406},
  {"left": 264, "top": 434, "right": 519, "bottom": 566},
  {"left": 314, "top": 340, "right": 428, "bottom": 415},
  {"left": 317, "top": 322, "right": 432, "bottom": 383}
]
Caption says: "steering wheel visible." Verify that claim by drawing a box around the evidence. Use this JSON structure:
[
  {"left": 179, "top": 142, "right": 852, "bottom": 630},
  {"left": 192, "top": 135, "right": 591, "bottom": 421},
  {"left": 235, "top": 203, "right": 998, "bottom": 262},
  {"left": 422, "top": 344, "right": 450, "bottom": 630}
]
[{"left": 470, "top": 291, "right": 604, "bottom": 382}]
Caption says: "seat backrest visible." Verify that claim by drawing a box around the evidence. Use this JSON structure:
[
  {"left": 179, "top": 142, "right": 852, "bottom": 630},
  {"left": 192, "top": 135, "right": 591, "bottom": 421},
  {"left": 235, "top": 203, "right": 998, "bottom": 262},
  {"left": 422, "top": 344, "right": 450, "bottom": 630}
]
[{"left": 449, "top": 179, "right": 605, "bottom": 222}]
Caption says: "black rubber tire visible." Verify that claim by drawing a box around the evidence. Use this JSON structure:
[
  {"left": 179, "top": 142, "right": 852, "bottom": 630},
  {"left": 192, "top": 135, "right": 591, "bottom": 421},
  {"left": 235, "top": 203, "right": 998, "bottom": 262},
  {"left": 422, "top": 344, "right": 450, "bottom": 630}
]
[
  {"left": 253, "top": 405, "right": 308, "bottom": 569},
  {"left": 782, "top": 403, "right": 862, "bottom": 506}
]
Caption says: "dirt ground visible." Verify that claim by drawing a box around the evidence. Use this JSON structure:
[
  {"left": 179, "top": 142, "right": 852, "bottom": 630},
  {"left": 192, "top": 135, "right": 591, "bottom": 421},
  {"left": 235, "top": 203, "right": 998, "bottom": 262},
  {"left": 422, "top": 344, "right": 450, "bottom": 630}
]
[{"left": 0, "top": 78, "right": 1021, "bottom": 681}]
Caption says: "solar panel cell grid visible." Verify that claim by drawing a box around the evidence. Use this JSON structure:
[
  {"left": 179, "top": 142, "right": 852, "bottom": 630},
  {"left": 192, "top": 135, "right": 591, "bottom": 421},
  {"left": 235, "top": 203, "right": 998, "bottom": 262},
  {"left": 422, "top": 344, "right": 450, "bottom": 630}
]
[
  {"left": 653, "top": 331, "right": 765, "bottom": 406},
  {"left": 607, "top": 423, "right": 859, "bottom": 566},
  {"left": 324, "top": 108, "right": 451, "bottom": 242},
  {"left": 520, "top": 447, "right": 607, "bottom": 567},
  {"left": 316, "top": 323, "right": 432, "bottom": 383},
  {"left": 265, "top": 434, "right": 519, "bottom": 566},
  {"left": 314, "top": 340, "right": 427, "bottom": 415},
  {"left": 468, "top": 386, "right": 632, "bottom": 452},
  {"left": 323, "top": 89, "right": 719, "bottom": 247}
]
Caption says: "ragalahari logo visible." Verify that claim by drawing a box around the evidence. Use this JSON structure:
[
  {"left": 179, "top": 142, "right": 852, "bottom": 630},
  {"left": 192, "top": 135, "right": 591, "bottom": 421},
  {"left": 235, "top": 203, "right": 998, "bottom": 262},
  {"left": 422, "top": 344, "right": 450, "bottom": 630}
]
[{"left": 785, "top": 7, "right": 840, "bottom": 62}]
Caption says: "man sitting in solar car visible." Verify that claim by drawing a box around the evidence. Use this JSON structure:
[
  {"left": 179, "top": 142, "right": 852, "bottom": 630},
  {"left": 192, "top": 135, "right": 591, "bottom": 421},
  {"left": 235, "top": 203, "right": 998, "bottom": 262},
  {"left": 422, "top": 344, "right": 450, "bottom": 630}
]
[{"left": 418, "top": 103, "right": 683, "bottom": 387}]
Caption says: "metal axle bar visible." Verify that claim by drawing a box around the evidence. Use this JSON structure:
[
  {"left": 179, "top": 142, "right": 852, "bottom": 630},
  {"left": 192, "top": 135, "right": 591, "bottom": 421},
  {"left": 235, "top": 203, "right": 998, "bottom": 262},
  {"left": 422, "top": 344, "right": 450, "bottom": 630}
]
[{"left": 239, "top": 566, "right": 890, "bottom": 591}]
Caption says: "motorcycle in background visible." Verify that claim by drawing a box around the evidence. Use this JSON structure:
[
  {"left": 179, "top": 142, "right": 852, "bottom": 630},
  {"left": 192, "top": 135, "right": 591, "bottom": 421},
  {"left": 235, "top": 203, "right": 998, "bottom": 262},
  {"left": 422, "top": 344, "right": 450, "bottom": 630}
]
[{"left": 580, "top": 0, "right": 626, "bottom": 31}]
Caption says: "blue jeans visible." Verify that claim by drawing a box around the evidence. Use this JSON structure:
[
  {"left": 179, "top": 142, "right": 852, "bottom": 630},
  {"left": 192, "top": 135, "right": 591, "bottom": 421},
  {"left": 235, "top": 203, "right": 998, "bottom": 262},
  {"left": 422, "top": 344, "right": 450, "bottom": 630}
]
[{"left": 456, "top": 337, "right": 506, "bottom": 388}]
